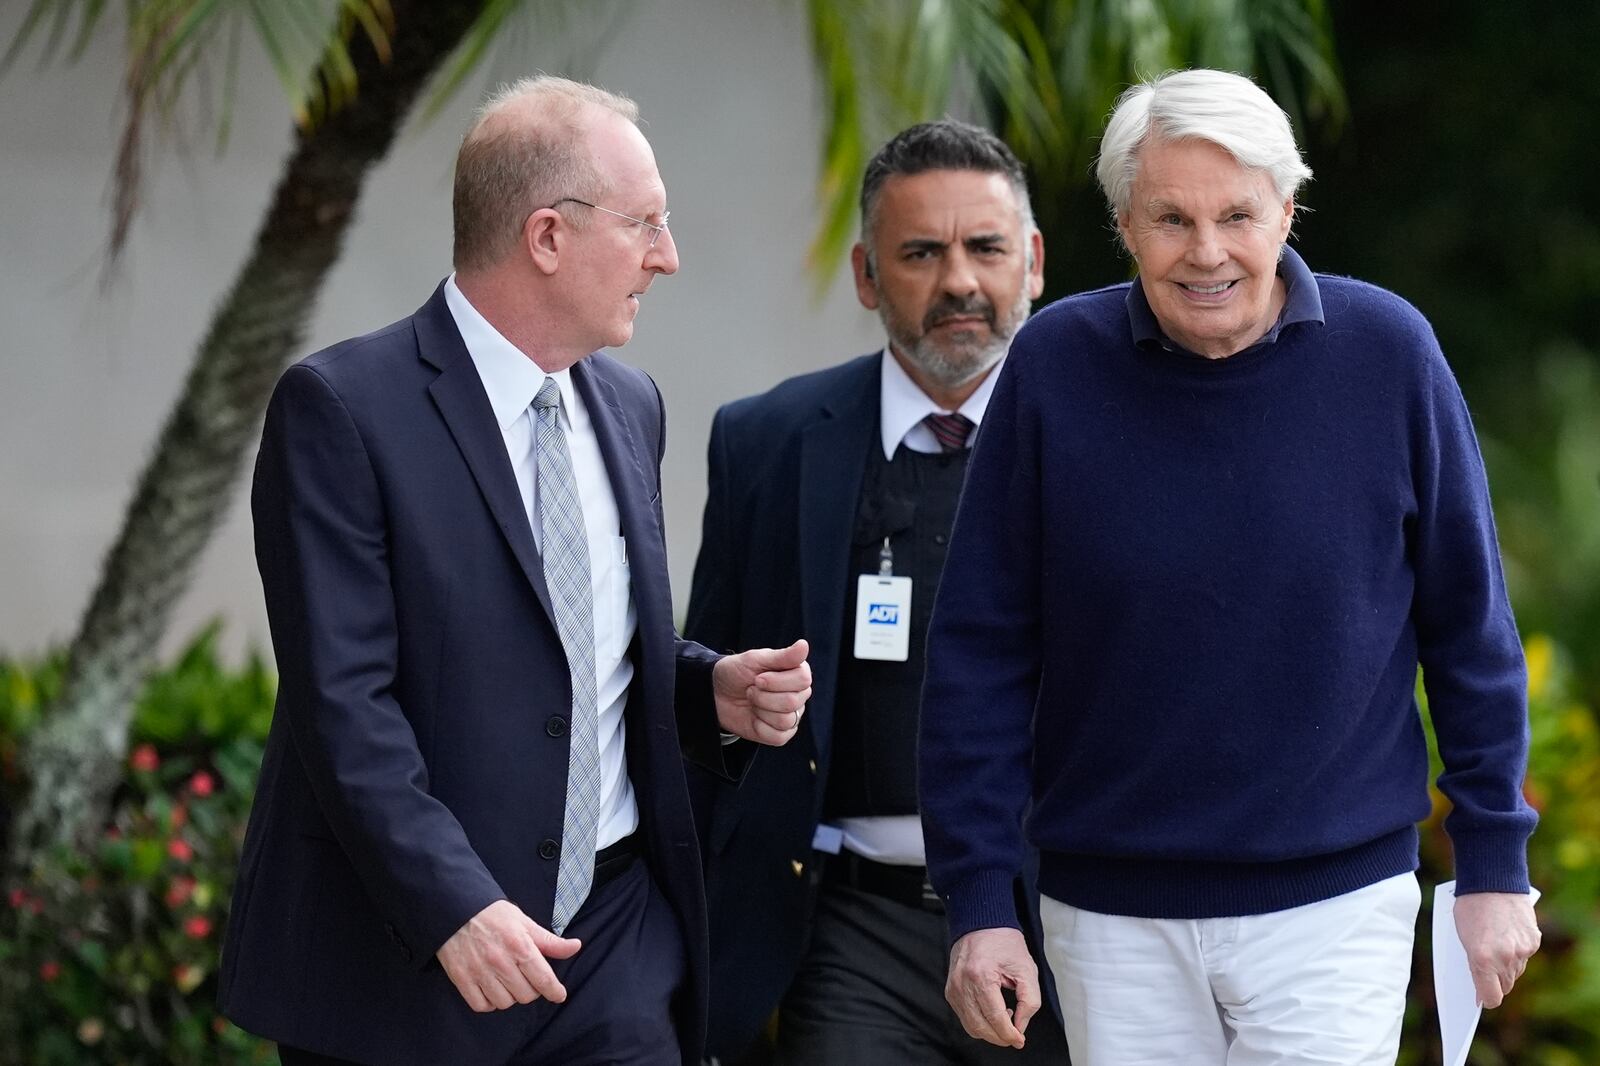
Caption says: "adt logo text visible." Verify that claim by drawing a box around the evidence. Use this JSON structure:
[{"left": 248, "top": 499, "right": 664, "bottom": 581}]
[{"left": 866, "top": 604, "right": 899, "bottom": 625}]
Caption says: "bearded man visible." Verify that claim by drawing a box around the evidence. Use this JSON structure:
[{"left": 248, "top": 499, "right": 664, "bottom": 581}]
[{"left": 683, "top": 120, "right": 1069, "bottom": 1065}]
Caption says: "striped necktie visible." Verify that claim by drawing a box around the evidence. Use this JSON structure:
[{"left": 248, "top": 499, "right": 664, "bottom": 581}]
[
  {"left": 924, "top": 411, "right": 975, "bottom": 453},
  {"left": 533, "top": 377, "right": 600, "bottom": 934}
]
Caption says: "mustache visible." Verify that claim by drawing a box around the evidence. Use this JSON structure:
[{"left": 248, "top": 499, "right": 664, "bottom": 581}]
[{"left": 922, "top": 295, "right": 995, "bottom": 332}]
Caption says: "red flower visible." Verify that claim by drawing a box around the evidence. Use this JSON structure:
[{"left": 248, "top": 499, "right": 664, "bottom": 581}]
[
  {"left": 39, "top": 960, "right": 61, "bottom": 982},
  {"left": 183, "top": 915, "right": 213, "bottom": 939},
  {"left": 167, "top": 839, "right": 194, "bottom": 863},
  {"left": 188, "top": 771, "right": 216, "bottom": 797},
  {"left": 7, "top": 887, "right": 24, "bottom": 909},
  {"left": 129, "top": 744, "right": 159, "bottom": 773},
  {"left": 165, "top": 876, "right": 197, "bottom": 909},
  {"left": 170, "top": 804, "right": 189, "bottom": 830}
]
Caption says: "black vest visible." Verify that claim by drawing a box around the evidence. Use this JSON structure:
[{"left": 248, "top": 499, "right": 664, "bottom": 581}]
[{"left": 824, "top": 436, "right": 970, "bottom": 819}]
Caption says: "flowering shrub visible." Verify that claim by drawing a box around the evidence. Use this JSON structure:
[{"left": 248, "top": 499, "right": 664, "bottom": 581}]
[
  {"left": 1404, "top": 633, "right": 1600, "bottom": 1065},
  {"left": 0, "top": 627, "right": 277, "bottom": 1064}
]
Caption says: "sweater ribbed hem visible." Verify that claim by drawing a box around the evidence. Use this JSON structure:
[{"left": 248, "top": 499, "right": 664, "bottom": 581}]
[
  {"left": 943, "top": 869, "right": 1023, "bottom": 943},
  {"left": 1450, "top": 828, "right": 1533, "bottom": 894},
  {"left": 1037, "top": 827, "right": 1420, "bottom": 919}
]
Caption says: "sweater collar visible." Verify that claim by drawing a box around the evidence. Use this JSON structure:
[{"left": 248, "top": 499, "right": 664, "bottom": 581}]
[{"left": 1126, "top": 244, "right": 1324, "bottom": 354}]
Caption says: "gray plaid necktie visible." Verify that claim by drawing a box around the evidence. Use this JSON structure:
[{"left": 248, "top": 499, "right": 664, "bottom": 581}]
[{"left": 534, "top": 377, "right": 599, "bottom": 934}]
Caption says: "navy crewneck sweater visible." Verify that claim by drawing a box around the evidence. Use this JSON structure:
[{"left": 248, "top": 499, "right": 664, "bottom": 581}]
[{"left": 920, "top": 249, "right": 1535, "bottom": 937}]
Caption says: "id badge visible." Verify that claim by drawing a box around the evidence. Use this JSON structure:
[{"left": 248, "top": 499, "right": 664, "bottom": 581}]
[{"left": 853, "top": 574, "right": 913, "bottom": 662}]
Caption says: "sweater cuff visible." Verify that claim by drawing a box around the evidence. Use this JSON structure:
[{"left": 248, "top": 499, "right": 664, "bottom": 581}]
[
  {"left": 1451, "top": 828, "right": 1533, "bottom": 894},
  {"left": 943, "top": 869, "right": 1023, "bottom": 944}
]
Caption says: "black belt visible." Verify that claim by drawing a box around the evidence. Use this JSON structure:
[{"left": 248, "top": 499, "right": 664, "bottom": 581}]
[
  {"left": 594, "top": 831, "right": 642, "bottom": 890},
  {"left": 823, "top": 849, "right": 944, "bottom": 914}
]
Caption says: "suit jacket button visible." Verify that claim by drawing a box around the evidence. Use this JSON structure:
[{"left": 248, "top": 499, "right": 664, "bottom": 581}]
[
  {"left": 791, "top": 859, "right": 805, "bottom": 878},
  {"left": 546, "top": 716, "right": 568, "bottom": 737},
  {"left": 539, "top": 839, "right": 559, "bottom": 860}
]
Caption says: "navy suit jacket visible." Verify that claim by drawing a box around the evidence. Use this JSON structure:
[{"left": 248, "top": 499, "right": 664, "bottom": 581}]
[
  {"left": 218, "top": 284, "right": 729, "bottom": 1065},
  {"left": 684, "top": 352, "right": 1059, "bottom": 1060}
]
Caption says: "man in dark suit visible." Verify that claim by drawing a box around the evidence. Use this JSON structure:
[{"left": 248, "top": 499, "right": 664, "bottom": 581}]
[
  {"left": 217, "top": 75, "right": 812, "bottom": 1066},
  {"left": 685, "top": 121, "right": 1066, "bottom": 1065}
]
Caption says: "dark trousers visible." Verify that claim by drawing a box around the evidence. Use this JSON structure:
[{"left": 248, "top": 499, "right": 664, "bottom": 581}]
[
  {"left": 771, "top": 881, "right": 1070, "bottom": 1065},
  {"left": 281, "top": 859, "right": 685, "bottom": 1066}
]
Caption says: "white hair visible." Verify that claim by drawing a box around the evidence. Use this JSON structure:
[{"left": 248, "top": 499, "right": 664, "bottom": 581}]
[{"left": 1094, "top": 69, "right": 1312, "bottom": 223}]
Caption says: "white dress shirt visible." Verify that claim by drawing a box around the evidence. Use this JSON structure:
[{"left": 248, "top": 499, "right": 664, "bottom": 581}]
[
  {"left": 445, "top": 276, "right": 639, "bottom": 853},
  {"left": 828, "top": 346, "right": 1004, "bottom": 867}
]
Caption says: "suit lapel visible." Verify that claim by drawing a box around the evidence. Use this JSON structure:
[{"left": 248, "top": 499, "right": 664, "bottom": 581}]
[
  {"left": 798, "top": 354, "right": 880, "bottom": 760},
  {"left": 416, "top": 286, "right": 558, "bottom": 625},
  {"left": 571, "top": 358, "right": 670, "bottom": 662}
]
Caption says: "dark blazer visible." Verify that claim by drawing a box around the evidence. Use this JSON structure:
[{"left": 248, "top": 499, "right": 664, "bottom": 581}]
[
  {"left": 218, "top": 283, "right": 729, "bottom": 1066},
  {"left": 684, "top": 352, "right": 1059, "bottom": 1060}
]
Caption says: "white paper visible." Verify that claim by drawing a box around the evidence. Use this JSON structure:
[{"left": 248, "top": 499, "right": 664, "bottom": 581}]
[{"left": 1433, "top": 881, "right": 1540, "bottom": 1066}]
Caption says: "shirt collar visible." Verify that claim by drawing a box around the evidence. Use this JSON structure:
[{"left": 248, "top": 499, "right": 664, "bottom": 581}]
[
  {"left": 444, "top": 274, "right": 577, "bottom": 430},
  {"left": 878, "top": 344, "right": 1004, "bottom": 461},
  {"left": 1125, "top": 244, "right": 1325, "bottom": 353}
]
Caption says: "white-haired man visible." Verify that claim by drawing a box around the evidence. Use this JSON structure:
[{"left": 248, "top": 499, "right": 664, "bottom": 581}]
[
  {"left": 218, "top": 76, "right": 811, "bottom": 1066},
  {"left": 920, "top": 68, "right": 1539, "bottom": 1064}
]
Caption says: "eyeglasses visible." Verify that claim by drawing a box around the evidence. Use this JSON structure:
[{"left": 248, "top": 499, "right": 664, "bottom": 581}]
[{"left": 550, "top": 197, "right": 671, "bottom": 248}]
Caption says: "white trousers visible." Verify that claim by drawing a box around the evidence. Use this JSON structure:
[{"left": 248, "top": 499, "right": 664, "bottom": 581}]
[{"left": 1040, "top": 872, "right": 1420, "bottom": 1066}]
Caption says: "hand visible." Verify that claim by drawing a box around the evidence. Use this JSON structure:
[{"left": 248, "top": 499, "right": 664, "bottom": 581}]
[
  {"left": 713, "top": 639, "right": 812, "bottom": 746},
  {"left": 1454, "top": 890, "right": 1541, "bottom": 1008},
  {"left": 946, "top": 927, "right": 1040, "bottom": 1049},
  {"left": 436, "top": 900, "right": 582, "bottom": 1012}
]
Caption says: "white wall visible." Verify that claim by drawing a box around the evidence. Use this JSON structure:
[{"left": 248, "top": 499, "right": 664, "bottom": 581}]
[{"left": 0, "top": 0, "right": 883, "bottom": 660}]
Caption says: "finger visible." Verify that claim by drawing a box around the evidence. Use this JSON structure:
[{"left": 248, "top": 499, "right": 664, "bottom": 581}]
[
  {"left": 969, "top": 983, "right": 1023, "bottom": 1048},
  {"left": 752, "top": 699, "right": 808, "bottom": 728},
  {"left": 744, "top": 640, "right": 810, "bottom": 673},
  {"left": 1011, "top": 975, "right": 1041, "bottom": 1037},
  {"left": 517, "top": 953, "right": 569, "bottom": 1004},
  {"left": 755, "top": 663, "right": 813, "bottom": 692},
  {"left": 531, "top": 929, "right": 583, "bottom": 960},
  {"left": 448, "top": 971, "right": 490, "bottom": 1013},
  {"left": 1472, "top": 968, "right": 1503, "bottom": 1009},
  {"left": 481, "top": 975, "right": 517, "bottom": 1011},
  {"left": 946, "top": 983, "right": 989, "bottom": 1043},
  {"left": 496, "top": 964, "right": 540, "bottom": 1005},
  {"left": 747, "top": 716, "right": 799, "bottom": 747},
  {"left": 752, "top": 690, "right": 812, "bottom": 719}
]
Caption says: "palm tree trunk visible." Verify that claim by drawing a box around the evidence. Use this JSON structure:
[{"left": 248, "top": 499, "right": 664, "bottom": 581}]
[{"left": 9, "top": 0, "right": 488, "bottom": 866}]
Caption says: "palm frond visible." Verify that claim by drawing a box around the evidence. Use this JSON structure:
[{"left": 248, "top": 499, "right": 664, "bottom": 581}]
[
  {"left": 808, "top": 0, "right": 1347, "bottom": 280},
  {"left": 420, "top": 0, "right": 627, "bottom": 124},
  {"left": 5, "top": 0, "right": 396, "bottom": 261},
  {"left": 806, "top": 0, "right": 1062, "bottom": 281}
]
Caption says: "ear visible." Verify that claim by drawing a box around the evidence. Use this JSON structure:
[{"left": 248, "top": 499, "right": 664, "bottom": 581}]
[
  {"left": 1026, "top": 227, "right": 1045, "bottom": 300},
  {"left": 525, "top": 208, "right": 563, "bottom": 276},
  {"left": 1115, "top": 212, "right": 1138, "bottom": 260},
  {"left": 1278, "top": 197, "right": 1295, "bottom": 241},
  {"left": 851, "top": 243, "right": 880, "bottom": 311}
]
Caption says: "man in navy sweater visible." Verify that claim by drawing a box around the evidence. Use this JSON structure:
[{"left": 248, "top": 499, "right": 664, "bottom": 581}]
[{"left": 920, "top": 68, "right": 1541, "bottom": 1065}]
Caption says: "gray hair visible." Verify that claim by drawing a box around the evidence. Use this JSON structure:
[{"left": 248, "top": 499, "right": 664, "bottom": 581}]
[
  {"left": 452, "top": 74, "right": 641, "bottom": 272},
  {"left": 1094, "top": 69, "right": 1312, "bottom": 223}
]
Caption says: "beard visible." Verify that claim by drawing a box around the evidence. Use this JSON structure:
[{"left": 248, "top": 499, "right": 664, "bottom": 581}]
[{"left": 878, "top": 283, "right": 1033, "bottom": 390}]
